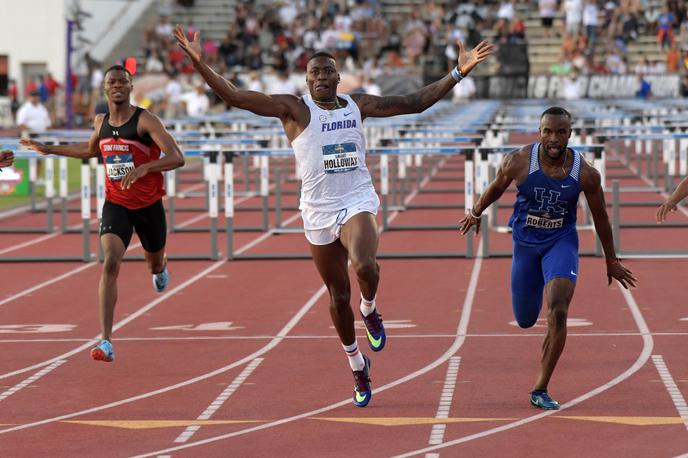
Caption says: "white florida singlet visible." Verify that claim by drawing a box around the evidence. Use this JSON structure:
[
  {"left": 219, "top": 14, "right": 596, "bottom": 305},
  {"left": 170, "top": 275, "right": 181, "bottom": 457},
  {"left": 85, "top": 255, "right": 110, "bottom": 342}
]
[{"left": 291, "top": 94, "right": 379, "bottom": 228}]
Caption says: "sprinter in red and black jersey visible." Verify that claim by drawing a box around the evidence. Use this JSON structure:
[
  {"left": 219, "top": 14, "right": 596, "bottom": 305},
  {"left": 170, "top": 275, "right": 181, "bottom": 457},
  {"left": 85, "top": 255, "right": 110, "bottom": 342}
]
[{"left": 21, "top": 65, "right": 185, "bottom": 363}]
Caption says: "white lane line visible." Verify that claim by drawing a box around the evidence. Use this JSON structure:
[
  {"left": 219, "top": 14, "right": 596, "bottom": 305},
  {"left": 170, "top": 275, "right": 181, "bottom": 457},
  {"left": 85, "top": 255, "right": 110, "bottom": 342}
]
[
  {"left": 0, "top": 274, "right": 326, "bottom": 434},
  {"left": 0, "top": 208, "right": 300, "bottom": 381},
  {"left": 390, "top": 284, "right": 654, "bottom": 457},
  {"left": 0, "top": 331, "right": 685, "bottom": 344},
  {"left": 652, "top": 355, "right": 688, "bottom": 431},
  {"left": 0, "top": 360, "right": 66, "bottom": 402},
  {"left": 426, "top": 356, "right": 461, "bottom": 457},
  {"left": 174, "top": 358, "right": 263, "bottom": 443},
  {"left": 130, "top": 253, "right": 483, "bottom": 458},
  {"left": 0, "top": 232, "right": 79, "bottom": 255},
  {"left": 621, "top": 254, "right": 688, "bottom": 259},
  {"left": 0, "top": 263, "right": 97, "bottom": 307},
  {"left": 0, "top": 261, "right": 226, "bottom": 381}
]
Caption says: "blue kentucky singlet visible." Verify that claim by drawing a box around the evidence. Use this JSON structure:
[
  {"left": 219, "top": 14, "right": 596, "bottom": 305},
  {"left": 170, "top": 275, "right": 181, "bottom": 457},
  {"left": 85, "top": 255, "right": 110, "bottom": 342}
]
[{"left": 508, "top": 143, "right": 582, "bottom": 246}]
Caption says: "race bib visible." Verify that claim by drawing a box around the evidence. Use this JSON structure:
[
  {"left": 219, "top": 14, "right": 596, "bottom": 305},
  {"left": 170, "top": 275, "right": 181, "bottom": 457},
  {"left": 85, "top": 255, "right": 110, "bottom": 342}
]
[
  {"left": 526, "top": 212, "right": 563, "bottom": 229},
  {"left": 105, "top": 154, "right": 135, "bottom": 181},
  {"left": 322, "top": 143, "right": 359, "bottom": 174}
]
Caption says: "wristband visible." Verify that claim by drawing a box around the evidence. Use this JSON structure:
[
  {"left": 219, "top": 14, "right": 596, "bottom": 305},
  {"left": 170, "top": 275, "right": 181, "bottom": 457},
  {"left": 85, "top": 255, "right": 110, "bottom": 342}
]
[
  {"left": 468, "top": 208, "right": 480, "bottom": 219},
  {"left": 451, "top": 67, "right": 464, "bottom": 83},
  {"left": 606, "top": 258, "right": 620, "bottom": 265}
]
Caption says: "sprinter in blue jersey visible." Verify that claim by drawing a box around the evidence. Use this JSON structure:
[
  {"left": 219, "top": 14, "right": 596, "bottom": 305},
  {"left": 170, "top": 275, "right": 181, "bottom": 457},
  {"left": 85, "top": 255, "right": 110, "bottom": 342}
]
[{"left": 459, "top": 107, "right": 636, "bottom": 410}]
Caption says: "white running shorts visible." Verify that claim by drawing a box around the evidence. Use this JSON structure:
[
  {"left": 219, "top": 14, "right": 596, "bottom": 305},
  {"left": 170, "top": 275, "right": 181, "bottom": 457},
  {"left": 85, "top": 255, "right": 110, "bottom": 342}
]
[{"left": 301, "top": 195, "right": 380, "bottom": 245}]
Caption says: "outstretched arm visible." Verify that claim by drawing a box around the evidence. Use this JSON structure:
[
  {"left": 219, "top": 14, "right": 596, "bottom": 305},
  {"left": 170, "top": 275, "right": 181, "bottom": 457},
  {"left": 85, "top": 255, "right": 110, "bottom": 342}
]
[
  {"left": 459, "top": 150, "right": 522, "bottom": 235},
  {"left": 19, "top": 116, "right": 103, "bottom": 159},
  {"left": 19, "top": 140, "right": 94, "bottom": 158},
  {"left": 120, "top": 111, "right": 186, "bottom": 190},
  {"left": 581, "top": 163, "right": 637, "bottom": 288},
  {"left": 656, "top": 175, "right": 688, "bottom": 223},
  {"left": 174, "top": 25, "right": 301, "bottom": 120},
  {"left": 352, "top": 40, "right": 495, "bottom": 119}
]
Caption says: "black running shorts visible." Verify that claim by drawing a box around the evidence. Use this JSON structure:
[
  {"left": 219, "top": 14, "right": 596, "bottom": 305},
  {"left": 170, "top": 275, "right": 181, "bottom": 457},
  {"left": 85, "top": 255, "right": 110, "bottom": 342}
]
[{"left": 100, "top": 199, "right": 167, "bottom": 252}]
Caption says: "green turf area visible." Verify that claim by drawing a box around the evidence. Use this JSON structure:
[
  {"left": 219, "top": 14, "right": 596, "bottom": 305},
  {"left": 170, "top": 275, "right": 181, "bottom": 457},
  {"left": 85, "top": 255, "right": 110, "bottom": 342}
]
[{"left": 0, "top": 158, "right": 83, "bottom": 210}]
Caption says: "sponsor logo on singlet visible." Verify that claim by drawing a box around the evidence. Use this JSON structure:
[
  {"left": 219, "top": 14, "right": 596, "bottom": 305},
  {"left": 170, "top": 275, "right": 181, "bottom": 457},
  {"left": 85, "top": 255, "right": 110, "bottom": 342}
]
[
  {"left": 103, "top": 143, "right": 135, "bottom": 181},
  {"left": 323, "top": 143, "right": 358, "bottom": 174},
  {"left": 321, "top": 119, "right": 357, "bottom": 132}
]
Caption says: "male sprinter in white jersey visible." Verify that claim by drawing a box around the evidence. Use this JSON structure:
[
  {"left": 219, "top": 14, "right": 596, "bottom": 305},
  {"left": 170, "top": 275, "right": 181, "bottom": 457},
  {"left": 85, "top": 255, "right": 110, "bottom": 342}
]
[
  {"left": 21, "top": 65, "right": 185, "bottom": 363},
  {"left": 460, "top": 107, "right": 636, "bottom": 410},
  {"left": 175, "top": 25, "right": 494, "bottom": 407}
]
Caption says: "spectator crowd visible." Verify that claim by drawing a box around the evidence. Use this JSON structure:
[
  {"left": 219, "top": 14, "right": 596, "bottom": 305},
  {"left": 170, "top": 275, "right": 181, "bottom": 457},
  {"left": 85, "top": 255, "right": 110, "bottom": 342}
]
[{"left": 9, "top": 0, "right": 688, "bottom": 129}]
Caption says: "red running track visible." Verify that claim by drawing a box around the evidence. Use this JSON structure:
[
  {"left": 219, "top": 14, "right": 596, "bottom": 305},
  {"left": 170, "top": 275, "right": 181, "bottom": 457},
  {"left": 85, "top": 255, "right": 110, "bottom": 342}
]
[{"left": 0, "top": 151, "right": 687, "bottom": 457}]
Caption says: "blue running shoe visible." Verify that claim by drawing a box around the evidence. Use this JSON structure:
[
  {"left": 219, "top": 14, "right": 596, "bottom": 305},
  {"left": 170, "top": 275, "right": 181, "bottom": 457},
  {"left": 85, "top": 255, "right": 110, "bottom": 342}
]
[
  {"left": 91, "top": 339, "right": 114, "bottom": 362},
  {"left": 353, "top": 355, "right": 372, "bottom": 407},
  {"left": 361, "top": 308, "right": 386, "bottom": 352},
  {"left": 153, "top": 266, "right": 169, "bottom": 293},
  {"left": 530, "top": 390, "right": 560, "bottom": 410}
]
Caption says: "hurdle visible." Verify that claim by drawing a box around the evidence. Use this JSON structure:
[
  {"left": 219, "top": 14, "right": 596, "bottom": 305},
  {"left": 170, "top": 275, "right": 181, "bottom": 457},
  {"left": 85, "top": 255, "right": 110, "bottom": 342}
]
[
  {"left": 220, "top": 147, "right": 477, "bottom": 260},
  {"left": 0, "top": 154, "right": 90, "bottom": 262},
  {"left": 598, "top": 131, "right": 688, "bottom": 229},
  {"left": 15, "top": 98, "right": 688, "bottom": 263},
  {"left": 0, "top": 150, "right": 75, "bottom": 234},
  {"left": 609, "top": 180, "right": 688, "bottom": 258}
]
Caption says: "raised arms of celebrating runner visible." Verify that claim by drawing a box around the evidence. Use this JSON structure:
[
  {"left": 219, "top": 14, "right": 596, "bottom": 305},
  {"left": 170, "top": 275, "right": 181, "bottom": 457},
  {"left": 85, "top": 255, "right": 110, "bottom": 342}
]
[
  {"left": 174, "top": 25, "right": 303, "bottom": 121},
  {"left": 352, "top": 40, "right": 495, "bottom": 119}
]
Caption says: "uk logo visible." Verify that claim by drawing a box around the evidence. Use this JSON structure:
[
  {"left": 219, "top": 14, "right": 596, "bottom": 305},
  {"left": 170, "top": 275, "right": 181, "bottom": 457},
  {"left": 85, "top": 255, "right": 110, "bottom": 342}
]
[{"left": 533, "top": 187, "right": 566, "bottom": 214}]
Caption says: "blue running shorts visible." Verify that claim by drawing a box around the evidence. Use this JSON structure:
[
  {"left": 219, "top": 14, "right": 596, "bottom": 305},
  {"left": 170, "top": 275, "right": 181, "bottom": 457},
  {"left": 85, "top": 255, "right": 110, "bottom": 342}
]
[{"left": 510, "top": 231, "right": 578, "bottom": 328}]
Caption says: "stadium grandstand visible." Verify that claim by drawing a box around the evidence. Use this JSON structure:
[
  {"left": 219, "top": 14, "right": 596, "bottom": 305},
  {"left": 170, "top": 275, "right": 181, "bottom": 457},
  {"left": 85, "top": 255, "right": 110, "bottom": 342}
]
[{"left": 1, "top": 0, "right": 686, "bottom": 128}]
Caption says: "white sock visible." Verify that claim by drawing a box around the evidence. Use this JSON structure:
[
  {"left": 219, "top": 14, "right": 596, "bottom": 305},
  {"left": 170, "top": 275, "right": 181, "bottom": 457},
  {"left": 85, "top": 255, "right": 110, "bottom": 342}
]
[
  {"left": 360, "top": 293, "right": 376, "bottom": 317},
  {"left": 342, "top": 341, "right": 365, "bottom": 371}
]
